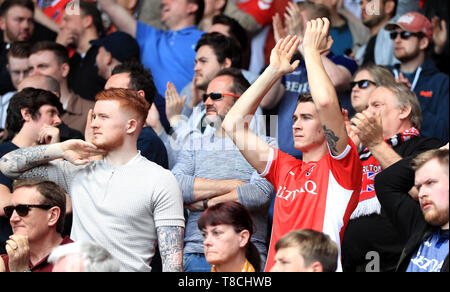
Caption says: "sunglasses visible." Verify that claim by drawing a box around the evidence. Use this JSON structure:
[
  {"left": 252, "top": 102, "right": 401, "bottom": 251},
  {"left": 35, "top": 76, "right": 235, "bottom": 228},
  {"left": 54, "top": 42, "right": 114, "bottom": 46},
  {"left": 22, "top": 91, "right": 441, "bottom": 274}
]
[
  {"left": 203, "top": 92, "right": 241, "bottom": 103},
  {"left": 350, "top": 79, "right": 377, "bottom": 89},
  {"left": 389, "top": 31, "right": 423, "bottom": 40},
  {"left": 3, "top": 204, "right": 52, "bottom": 219}
]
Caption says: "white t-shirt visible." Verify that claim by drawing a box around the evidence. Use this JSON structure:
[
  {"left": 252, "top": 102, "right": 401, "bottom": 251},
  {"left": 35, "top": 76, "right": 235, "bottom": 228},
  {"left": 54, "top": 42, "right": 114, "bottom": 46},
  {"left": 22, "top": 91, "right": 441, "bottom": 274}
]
[{"left": 47, "top": 152, "right": 185, "bottom": 272}]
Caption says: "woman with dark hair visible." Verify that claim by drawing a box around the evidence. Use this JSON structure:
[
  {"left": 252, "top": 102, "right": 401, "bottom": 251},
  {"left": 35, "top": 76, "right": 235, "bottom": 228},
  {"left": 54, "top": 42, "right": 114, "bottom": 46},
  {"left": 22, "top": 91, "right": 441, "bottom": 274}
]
[{"left": 198, "top": 201, "right": 261, "bottom": 272}]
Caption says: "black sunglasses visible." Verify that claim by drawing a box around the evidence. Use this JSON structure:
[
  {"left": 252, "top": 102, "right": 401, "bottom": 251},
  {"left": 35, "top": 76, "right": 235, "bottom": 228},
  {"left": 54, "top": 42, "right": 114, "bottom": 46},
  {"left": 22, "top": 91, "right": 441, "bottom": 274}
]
[
  {"left": 203, "top": 92, "right": 241, "bottom": 103},
  {"left": 389, "top": 31, "right": 423, "bottom": 40},
  {"left": 350, "top": 79, "right": 377, "bottom": 89},
  {"left": 3, "top": 204, "right": 53, "bottom": 219}
]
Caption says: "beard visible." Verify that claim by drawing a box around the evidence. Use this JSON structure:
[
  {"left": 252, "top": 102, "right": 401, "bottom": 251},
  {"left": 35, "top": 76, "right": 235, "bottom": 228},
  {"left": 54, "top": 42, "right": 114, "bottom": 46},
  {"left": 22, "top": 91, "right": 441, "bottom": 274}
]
[
  {"left": 92, "top": 132, "right": 124, "bottom": 152},
  {"left": 422, "top": 203, "right": 449, "bottom": 227},
  {"left": 394, "top": 47, "right": 421, "bottom": 64},
  {"left": 363, "top": 13, "right": 385, "bottom": 29},
  {"left": 204, "top": 105, "right": 227, "bottom": 130}
]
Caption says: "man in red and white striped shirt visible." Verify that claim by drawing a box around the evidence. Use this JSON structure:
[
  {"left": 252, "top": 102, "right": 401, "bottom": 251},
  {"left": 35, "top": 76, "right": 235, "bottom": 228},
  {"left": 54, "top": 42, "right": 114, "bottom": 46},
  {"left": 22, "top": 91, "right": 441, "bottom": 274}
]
[{"left": 222, "top": 18, "right": 362, "bottom": 271}]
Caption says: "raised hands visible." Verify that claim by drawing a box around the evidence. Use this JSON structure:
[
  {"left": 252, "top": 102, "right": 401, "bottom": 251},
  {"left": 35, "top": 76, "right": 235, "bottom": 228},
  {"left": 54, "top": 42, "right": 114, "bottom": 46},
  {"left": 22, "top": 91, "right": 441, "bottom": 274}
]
[
  {"left": 165, "top": 82, "right": 187, "bottom": 128},
  {"left": 350, "top": 110, "right": 384, "bottom": 149},
  {"left": 272, "top": 2, "right": 304, "bottom": 50},
  {"left": 432, "top": 16, "right": 447, "bottom": 55},
  {"left": 268, "top": 35, "right": 301, "bottom": 77},
  {"left": 302, "top": 17, "right": 334, "bottom": 56}
]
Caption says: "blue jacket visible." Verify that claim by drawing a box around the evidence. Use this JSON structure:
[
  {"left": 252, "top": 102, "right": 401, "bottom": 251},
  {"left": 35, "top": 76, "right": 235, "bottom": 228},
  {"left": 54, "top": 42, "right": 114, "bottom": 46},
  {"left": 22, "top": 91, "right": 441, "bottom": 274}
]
[{"left": 389, "top": 58, "right": 449, "bottom": 144}]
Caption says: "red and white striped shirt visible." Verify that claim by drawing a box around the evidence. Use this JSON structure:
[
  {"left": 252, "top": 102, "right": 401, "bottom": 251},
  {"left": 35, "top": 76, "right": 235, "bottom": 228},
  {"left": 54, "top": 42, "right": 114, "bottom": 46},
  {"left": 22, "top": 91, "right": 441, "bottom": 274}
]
[{"left": 262, "top": 141, "right": 362, "bottom": 271}]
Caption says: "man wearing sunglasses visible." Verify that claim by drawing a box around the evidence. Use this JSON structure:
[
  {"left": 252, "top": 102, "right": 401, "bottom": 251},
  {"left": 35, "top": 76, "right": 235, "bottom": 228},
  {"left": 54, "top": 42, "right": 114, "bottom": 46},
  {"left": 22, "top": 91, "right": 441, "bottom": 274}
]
[
  {"left": 385, "top": 12, "right": 449, "bottom": 145},
  {"left": 343, "top": 80, "right": 442, "bottom": 271},
  {"left": 172, "top": 68, "right": 275, "bottom": 272},
  {"left": 1, "top": 179, "right": 72, "bottom": 272},
  {"left": 0, "top": 88, "right": 64, "bottom": 256}
]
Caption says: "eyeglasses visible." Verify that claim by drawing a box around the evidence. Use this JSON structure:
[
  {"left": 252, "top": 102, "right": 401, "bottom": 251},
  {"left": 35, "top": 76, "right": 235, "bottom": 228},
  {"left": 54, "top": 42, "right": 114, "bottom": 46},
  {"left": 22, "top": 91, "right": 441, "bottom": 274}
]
[
  {"left": 3, "top": 204, "right": 52, "bottom": 219},
  {"left": 389, "top": 31, "right": 423, "bottom": 40},
  {"left": 350, "top": 79, "right": 377, "bottom": 89},
  {"left": 203, "top": 92, "right": 241, "bottom": 103}
]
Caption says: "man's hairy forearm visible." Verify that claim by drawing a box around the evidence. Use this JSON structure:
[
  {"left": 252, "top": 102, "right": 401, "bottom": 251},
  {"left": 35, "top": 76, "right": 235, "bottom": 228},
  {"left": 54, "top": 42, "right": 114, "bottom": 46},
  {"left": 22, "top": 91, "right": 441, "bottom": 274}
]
[
  {"left": 0, "top": 144, "right": 62, "bottom": 178},
  {"left": 157, "top": 226, "right": 184, "bottom": 272},
  {"left": 193, "top": 177, "right": 245, "bottom": 202}
]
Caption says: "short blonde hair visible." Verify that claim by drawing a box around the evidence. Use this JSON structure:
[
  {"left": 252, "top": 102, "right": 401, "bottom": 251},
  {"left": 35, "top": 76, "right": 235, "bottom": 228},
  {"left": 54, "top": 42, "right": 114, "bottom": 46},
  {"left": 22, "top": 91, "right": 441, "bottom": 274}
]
[
  {"left": 275, "top": 229, "right": 338, "bottom": 272},
  {"left": 411, "top": 149, "right": 449, "bottom": 174}
]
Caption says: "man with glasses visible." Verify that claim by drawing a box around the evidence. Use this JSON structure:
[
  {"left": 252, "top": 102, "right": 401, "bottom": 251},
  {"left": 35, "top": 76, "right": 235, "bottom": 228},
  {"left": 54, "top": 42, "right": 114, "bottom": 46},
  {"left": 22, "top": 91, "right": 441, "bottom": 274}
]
[
  {"left": 0, "top": 88, "right": 64, "bottom": 256},
  {"left": 342, "top": 80, "right": 442, "bottom": 271},
  {"left": 0, "top": 179, "right": 72, "bottom": 272},
  {"left": 385, "top": 12, "right": 449, "bottom": 144},
  {"left": 148, "top": 32, "right": 264, "bottom": 169},
  {"left": 355, "top": 0, "right": 400, "bottom": 66},
  {"left": 172, "top": 68, "right": 275, "bottom": 272}
]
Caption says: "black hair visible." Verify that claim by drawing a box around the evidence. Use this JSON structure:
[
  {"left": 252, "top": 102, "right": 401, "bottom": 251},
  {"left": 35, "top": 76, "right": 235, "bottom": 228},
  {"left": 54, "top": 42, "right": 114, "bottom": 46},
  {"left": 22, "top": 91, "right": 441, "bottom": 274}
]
[
  {"left": 215, "top": 67, "right": 250, "bottom": 95},
  {"left": 6, "top": 88, "right": 63, "bottom": 140},
  {"left": 195, "top": 32, "right": 242, "bottom": 68},
  {"left": 188, "top": 0, "right": 205, "bottom": 25},
  {"left": 30, "top": 41, "right": 70, "bottom": 64},
  {"left": 111, "top": 61, "right": 157, "bottom": 105},
  {"left": 212, "top": 14, "right": 248, "bottom": 51},
  {"left": 0, "top": 0, "right": 34, "bottom": 17}
]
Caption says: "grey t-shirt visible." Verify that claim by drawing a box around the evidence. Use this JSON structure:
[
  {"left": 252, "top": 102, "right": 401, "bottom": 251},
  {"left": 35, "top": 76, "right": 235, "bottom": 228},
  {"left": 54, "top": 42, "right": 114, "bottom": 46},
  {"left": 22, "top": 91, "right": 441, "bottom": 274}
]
[
  {"left": 172, "top": 134, "right": 276, "bottom": 259},
  {"left": 47, "top": 152, "right": 185, "bottom": 272}
]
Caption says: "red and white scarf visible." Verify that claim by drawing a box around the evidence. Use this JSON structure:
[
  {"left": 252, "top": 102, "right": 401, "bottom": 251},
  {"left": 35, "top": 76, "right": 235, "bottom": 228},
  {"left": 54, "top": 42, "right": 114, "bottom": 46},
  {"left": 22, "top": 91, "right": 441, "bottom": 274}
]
[{"left": 351, "top": 127, "right": 420, "bottom": 219}]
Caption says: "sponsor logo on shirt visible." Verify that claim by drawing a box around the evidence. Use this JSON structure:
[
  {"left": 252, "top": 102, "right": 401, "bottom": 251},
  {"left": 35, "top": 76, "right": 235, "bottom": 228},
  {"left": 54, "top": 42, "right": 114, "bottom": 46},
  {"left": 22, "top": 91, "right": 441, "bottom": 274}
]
[
  {"left": 276, "top": 181, "right": 318, "bottom": 201},
  {"left": 420, "top": 90, "right": 433, "bottom": 98}
]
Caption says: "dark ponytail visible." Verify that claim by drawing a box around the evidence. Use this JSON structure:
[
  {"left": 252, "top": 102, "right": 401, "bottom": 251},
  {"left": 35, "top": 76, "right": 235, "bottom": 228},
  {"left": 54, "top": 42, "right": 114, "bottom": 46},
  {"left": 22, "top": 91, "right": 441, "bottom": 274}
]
[{"left": 246, "top": 241, "right": 261, "bottom": 272}]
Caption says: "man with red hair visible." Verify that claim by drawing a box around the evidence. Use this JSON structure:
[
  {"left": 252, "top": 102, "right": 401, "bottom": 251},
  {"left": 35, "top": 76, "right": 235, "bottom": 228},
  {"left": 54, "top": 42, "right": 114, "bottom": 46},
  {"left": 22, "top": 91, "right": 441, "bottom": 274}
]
[{"left": 0, "top": 88, "right": 185, "bottom": 272}]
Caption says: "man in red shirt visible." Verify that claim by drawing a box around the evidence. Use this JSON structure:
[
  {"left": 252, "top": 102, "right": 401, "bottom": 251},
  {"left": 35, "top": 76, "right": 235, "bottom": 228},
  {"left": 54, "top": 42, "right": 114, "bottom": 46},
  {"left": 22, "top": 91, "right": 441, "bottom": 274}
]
[
  {"left": 222, "top": 18, "right": 362, "bottom": 271},
  {"left": 0, "top": 179, "right": 72, "bottom": 272}
]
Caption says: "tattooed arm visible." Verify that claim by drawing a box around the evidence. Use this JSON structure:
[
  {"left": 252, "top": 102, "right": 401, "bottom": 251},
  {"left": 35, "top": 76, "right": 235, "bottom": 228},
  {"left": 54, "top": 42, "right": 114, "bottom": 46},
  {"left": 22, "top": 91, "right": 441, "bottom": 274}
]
[
  {"left": 0, "top": 140, "right": 105, "bottom": 179},
  {"left": 302, "top": 18, "right": 349, "bottom": 156},
  {"left": 0, "top": 144, "right": 63, "bottom": 179},
  {"left": 156, "top": 226, "right": 184, "bottom": 272}
]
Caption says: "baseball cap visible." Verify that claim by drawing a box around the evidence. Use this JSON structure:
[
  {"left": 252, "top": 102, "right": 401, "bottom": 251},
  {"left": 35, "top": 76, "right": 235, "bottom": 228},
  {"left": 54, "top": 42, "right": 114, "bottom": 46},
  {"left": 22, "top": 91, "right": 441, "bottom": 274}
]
[
  {"left": 385, "top": 12, "right": 433, "bottom": 41},
  {"left": 90, "top": 31, "right": 140, "bottom": 62}
]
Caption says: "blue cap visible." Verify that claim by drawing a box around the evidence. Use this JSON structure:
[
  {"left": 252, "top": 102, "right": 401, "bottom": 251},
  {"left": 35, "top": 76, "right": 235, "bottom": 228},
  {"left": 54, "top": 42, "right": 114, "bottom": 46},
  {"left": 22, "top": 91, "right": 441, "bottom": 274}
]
[{"left": 90, "top": 31, "right": 140, "bottom": 62}]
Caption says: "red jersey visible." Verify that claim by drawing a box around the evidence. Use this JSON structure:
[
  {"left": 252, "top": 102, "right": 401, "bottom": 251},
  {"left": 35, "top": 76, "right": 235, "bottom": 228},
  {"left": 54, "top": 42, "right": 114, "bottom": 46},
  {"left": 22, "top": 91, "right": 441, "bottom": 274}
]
[
  {"left": 237, "top": 0, "right": 275, "bottom": 26},
  {"left": 262, "top": 141, "right": 362, "bottom": 271}
]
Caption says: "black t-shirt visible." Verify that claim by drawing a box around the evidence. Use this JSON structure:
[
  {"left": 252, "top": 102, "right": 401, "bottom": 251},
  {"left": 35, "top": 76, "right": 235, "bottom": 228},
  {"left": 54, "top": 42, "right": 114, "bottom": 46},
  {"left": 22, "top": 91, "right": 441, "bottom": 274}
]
[
  {"left": 68, "top": 45, "right": 106, "bottom": 101},
  {"left": 362, "top": 35, "right": 377, "bottom": 66}
]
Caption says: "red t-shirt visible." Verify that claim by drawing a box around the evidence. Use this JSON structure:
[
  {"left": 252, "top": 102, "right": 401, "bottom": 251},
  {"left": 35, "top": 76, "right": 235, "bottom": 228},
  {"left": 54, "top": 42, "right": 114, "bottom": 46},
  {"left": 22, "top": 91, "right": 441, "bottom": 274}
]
[
  {"left": 262, "top": 141, "right": 362, "bottom": 271},
  {"left": 237, "top": 0, "right": 275, "bottom": 26},
  {"left": 1, "top": 236, "right": 73, "bottom": 272}
]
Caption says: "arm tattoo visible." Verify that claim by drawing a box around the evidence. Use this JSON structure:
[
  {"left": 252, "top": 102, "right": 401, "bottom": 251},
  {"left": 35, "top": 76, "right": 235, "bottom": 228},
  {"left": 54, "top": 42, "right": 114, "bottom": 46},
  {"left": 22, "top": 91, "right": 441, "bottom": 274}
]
[
  {"left": 322, "top": 125, "right": 340, "bottom": 155},
  {"left": 0, "top": 145, "right": 52, "bottom": 179},
  {"left": 157, "top": 226, "right": 184, "bottom": 272}
]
